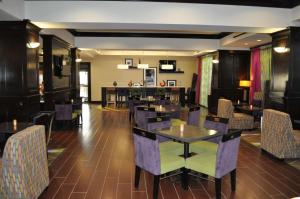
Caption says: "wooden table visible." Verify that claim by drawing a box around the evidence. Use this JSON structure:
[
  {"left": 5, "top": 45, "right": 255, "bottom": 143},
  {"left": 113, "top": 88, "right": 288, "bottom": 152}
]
[
  {"left": 158, "top": 124, "right": 221, "bottom": 158},
  {"left": 0, "top": 122, "right": 34, "bottom": 152},
  {"left": 150, "top": 105, "right": 180, "bottom": 114},
  {"left": 235, "top": 105, "right": 262, "bottom": 121},
  {"left": 158, "top": 124, "right": 222, "bottom": 189}
]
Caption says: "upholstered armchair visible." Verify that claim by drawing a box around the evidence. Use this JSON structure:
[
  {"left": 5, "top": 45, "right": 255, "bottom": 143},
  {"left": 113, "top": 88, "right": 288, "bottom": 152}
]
[
  {"left": 261, "top": 109, "right": 300, "bottom": 159},
  {"left": 253, "top": 91, "right": 263, "bottom": 107},
  {"left": 186, "top": 130, "right": 242, "bottom": 199},
  {"left": 0, "top": 125, "right": 49, "bottom": 199},
  {"left": 217, "top": 99, "right": 254, "bottom": 130},
  {"left": 133, "top": 127, "right": 185, "bottom": 199}
]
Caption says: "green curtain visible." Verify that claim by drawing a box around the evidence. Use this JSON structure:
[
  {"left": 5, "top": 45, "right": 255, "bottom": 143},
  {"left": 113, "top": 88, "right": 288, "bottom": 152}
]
[
  {"left": 260, "top": 46, "right": 272, "bottom": 92},
  {"left": 200, "top": 55, "right": 213, "bottom": 107}
]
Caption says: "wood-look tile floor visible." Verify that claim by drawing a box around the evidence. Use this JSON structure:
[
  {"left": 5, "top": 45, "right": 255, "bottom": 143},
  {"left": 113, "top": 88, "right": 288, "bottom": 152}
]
[{"left": 39, "top": 104, "right": 300, "bottom": 199}]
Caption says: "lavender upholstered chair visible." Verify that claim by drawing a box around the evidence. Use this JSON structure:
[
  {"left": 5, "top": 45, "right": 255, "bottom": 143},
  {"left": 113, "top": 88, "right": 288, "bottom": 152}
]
[
  {"left": 171, "top": 106, "right": 200, "bottom": 126},
  {"left": 133, "top": 127, "right": 185, "bottom": 199},
  {"left": 128, "top": 98, "right": 145, "bottom": 122},
  {"left": 55, "top": 104, "right": 78, "bottom": 128},
  {"left": 165, "top": 104, "right": 181, "bottom": 119},
  {"left": 186, "top": 130, "right": 242, "bottom": 199},
  {"left": 191, "top": 115, "right": 229, "bottom": 154},
  {"left": 135, "top": 106, "right": 156, "bottom": 129},
  {"left": 146, "top": 116, "right": 184, "bottom": 155}
]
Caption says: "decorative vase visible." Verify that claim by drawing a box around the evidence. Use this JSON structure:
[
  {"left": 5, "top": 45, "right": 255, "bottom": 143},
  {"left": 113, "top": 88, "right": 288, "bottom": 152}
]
[
  {"left": 113, "top": 81, "right": 117, "bottom": 87},
  {"left": 128, "top": 80, "right": 133, "bottom": 87},
  {"left": 159, "top": 80, "right": 166, "bottom": 87}
]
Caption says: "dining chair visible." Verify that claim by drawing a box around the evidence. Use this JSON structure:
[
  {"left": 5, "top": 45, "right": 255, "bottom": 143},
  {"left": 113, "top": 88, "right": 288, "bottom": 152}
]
[
  {"left": 190, "top": 115, "right": 229, "bottom": 154},
  {"left": 146, "top": 116, "right": 184, "bottom": 155},
  {"left": 133, "top": 127, "right": 185, "bottom": 199},
  {"left": 135, "top": 106, "right": 156, "bottom": 128},
  {"left": 186, "top": 130, "right": 242, "bottom": 199},
  {"left": 171, "top": 106, "right": 200, "bottom": 126},
  {"left": 128, "top": 97, "right": 145, "bottom": 122},
  {"left": 55, "top": 104, "right": 78, "bottom": 129}
]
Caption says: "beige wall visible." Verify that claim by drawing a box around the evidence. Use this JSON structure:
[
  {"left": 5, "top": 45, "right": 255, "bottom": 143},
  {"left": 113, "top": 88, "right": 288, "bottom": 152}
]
[{"left": 87, "top": 55, "right": 197, "bottom": 101}]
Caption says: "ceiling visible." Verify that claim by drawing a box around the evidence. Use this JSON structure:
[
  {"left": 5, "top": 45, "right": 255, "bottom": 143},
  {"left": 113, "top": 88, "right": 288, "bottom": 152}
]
[{"left": 24, "top": 0, "right": 300, "bottom": 8}]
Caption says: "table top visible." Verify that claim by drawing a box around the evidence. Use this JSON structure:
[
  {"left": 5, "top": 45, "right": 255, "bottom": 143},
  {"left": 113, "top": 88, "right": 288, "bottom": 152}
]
[
  {"left": 157, "top": 124, "right": 221, "bottom": 143},
  {"left": 0, "top": 122, "right": 34, "bottom": 134},
  {"left": 236, "top": 105, "right": 262, "bottom": 112}
]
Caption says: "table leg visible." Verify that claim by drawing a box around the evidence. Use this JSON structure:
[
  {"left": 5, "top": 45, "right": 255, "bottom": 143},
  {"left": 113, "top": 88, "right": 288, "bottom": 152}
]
[{"left": 181, "top": 142, "right": 189, "bottom": 190}]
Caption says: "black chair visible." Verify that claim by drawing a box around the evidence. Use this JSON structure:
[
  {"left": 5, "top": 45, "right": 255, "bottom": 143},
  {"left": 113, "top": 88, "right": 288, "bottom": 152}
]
[{"left": 116, "top": 88, "right": 129, "bottom": 108}]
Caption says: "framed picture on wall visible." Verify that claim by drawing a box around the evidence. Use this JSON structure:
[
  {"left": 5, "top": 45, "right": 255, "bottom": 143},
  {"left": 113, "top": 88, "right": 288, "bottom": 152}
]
[
  {"left": 167, "top": 80, "right": 177, "bottom": 87},
  {"left": 125, "top": 58, "right": 133, "bottom": 66},
  {"left": 143, "top": 68, "right": 157, "bottom": 87}
]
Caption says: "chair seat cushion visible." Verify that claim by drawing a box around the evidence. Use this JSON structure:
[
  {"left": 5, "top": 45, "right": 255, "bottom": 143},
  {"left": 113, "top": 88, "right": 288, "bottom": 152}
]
[
  {"left": 159, "top": 141, "right": 184, "bottom": 155},
  {"left": 72, "top": 112, "right": 78, "bottom": 120},
  {"left": 293, "top": 130, "right": 300, "bottom": 144},
  {"left": 190, "top": 141, "right": 218, "bottom": 154},
  {"left": 160, "top": 152, "right": 185, "bottom": 174},
  {"left": 171, "top": 119, "right": 186, "bottom": 126},
  {"left": 185, "top": 153, "right": 216, "bottom": 177},
  {"left": 231, "top": 113, "right": 254, "bottom": 129}
]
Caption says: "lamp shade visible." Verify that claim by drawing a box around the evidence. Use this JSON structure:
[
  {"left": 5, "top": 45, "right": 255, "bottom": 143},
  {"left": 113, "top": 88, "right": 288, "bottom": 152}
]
[
  {"left": 239, "top": 80, "right": 251, "bottom": 87},
  {"left": 117, "top": 64, "right": 129, "bottom": 69}
]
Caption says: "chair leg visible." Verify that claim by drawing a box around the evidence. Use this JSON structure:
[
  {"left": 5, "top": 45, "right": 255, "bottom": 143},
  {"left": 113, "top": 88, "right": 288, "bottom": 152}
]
[
  {"left": 134, "top": 166, "right": 141, "bottom": 188},
  {"left": 230, "top": 169, "right": 236, "bottom": 191},
  {"left": 181, "top": 168, "right": 189, "bottom": 190},
  {"left": 215, "top": 178, "right": 222, "bottom": 199},
  {"left": 153, "top": 175, "right": 160, "bottom": 199}
]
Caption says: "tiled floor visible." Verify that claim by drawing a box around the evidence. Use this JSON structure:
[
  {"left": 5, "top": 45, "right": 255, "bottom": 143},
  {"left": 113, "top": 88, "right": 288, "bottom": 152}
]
[{"left": 39, "top": 104, "right": 300, "bottom": 199}]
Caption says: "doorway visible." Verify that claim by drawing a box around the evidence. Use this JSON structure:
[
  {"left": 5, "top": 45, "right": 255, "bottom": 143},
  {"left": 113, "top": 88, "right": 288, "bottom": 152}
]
[{"left": 79, "top": 62, "right": 91, "bottom": 102}]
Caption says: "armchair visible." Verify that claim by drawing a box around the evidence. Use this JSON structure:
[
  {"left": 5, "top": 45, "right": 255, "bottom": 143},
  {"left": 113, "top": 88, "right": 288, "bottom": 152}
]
[
  {"left": 261, "top": 109, "right": 300, "bottom": 159},
  {"left": 0, "top": 125, "right": 49, "bottom": 199},
  {"left": 217, "top": 99, "right": 254, "bottom": 130}
]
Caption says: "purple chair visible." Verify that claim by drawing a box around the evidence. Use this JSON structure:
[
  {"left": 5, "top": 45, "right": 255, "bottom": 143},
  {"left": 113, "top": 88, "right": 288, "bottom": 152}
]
[
  {"left": 128, "top": 98, "right": 145, "bottom": 122},
  {"left": 191, "top": 115, "right": 229, "bottom": 153},
  {"left": 187, "top": 106, "right": 200, "bottom": 126},
  {"left": 165, "top": 104, "right": 181, "bottom": 119},
  {"left": 133, "top": 127, "right": 185, "bottom": 199},
  {"left": 55, "top": 104, "right": 78, "bottom": 129},
  {"left": 186, "top": 130, "right": 242, "bottom": 199},
  {"left": 146, "top": 116, "right": 184, "bottom": 155},
  {"left": 135, "top": 106, "right": 156, "bottom": 129}
]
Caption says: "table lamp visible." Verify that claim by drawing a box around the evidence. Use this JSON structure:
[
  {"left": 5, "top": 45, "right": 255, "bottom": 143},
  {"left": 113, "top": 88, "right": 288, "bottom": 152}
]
[{"left": 239, "top": 80, "right": 251, "bottom": 102}]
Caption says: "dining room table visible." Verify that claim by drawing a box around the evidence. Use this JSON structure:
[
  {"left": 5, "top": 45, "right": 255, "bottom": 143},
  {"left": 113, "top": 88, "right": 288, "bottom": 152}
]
[{"left": 157, "top": 124, "right": 222, "bottom": 189}]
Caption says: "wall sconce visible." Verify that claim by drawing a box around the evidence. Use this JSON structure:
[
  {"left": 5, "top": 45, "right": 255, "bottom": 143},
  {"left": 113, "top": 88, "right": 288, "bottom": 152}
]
[
  {"left": 161, "top": 64, "right": 174, "bottom": 70},
  {"left": 274, "top": 47, "right": 289, "bottom": 53},
  {"left": 137, "top": 64, "right": 149, "bottom": 69},
  {"left": 26, "top": 42, "right": 40, "bottom": 49},
  {"left": 117, "top": 64, "right": 129, "bottom": 69},
  {"left": 75, "top": 58, "right": 82, "bottom": 62},
  {"left": 212, "top": 59, "right": 219, "bottom": 64}
]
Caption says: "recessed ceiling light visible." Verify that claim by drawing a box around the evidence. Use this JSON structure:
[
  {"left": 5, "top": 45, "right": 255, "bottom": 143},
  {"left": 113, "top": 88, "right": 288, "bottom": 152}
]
[
  {"left": 244, "top": 43, "right": 248, "bottom": 45},
  {"left": 257, "top": 39, "right": 262, "bottom": 42}
]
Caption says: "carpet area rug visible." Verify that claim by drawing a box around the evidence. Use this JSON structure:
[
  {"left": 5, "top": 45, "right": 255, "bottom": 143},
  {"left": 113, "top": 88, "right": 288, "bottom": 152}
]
[
  {"left": 47, "top": 148, "right": 65, "bottom": 166},
  {"left": 241, "top": 131, "right": 300, "bottom": 171}
]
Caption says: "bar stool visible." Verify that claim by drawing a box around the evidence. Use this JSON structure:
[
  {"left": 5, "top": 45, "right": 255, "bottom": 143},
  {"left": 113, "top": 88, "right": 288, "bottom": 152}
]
[
  {"left": 117, "top": 88, "right": 129, "bottom": 108},
  {"left": 170, "top": 87, "right": 180, "bottom": 104},
  {"left": 106, "top": 88, "right": 116, "bottom": 107}
]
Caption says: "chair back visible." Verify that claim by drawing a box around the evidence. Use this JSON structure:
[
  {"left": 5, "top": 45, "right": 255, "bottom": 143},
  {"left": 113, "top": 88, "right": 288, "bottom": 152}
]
[
  {"left": 253, "top": 92, "right": 263, "bottom": 107},
  {"left": 204, "top": 115, "right": 229, "bottom": 143},
  {"left": 217, "top": 99, "right": 234, "bottom": 120},
  {"left": 187, "top": 106, "right": 200, "bottom": 126},
  {"left": 215, "top": 130, "right": 242, "bottom": 178},
  {"left": 146, "top": 116, "right": 171, "bottom": 142},
  {"left": 55, "top": 104, "right": 73, "bottom": 120},
  {"left": 135, "top": 107, "right": 156, "bottom": 128},
  {"left": 132, "top": 127, "right": 161, "bottom": 175},
  {"left": 261, "top": 109, "right": 298, "bottom": 158},
  {"left": 165, "top": 104, "right": 181, "bottom": 119},
  {"left": 1, "top": 125, "right": 49, "bottom": 199},
  {"left": 117, "top": 88, "right": 129, "bottom": 97}
]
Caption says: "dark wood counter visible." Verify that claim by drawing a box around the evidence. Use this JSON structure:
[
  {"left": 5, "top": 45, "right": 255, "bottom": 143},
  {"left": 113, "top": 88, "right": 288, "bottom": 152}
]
[{"left": 101, "top": 87, "right": 185, "bottom": 107}]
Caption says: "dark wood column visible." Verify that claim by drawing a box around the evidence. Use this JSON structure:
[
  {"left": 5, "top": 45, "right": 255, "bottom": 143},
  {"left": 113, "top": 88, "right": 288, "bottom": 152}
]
[
  {"left": 41, "top": 35, "right": 74, "bottom": 110},
  {"left": 269, "top": 27, "right": 300, "bottom": 124},
  {"left": 0, "top": 20, "right": 41, "bottom": 122},
  {"left": 71, "top": 48, "right": 80, "bottom": 99}
]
